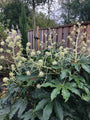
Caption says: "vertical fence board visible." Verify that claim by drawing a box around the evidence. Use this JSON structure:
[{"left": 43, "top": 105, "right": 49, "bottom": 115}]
[
  {"left": 53, "top": 29, "right": 56, "bottom": 43},
  {"left": 57, "top": 28, "right": 63, "bottom": 45},
  {"left": 45, "top": 30, "right": 47, "bottom": 49},
  {"left": 63, "top": 27, "right": 68, "bottom": 47}
]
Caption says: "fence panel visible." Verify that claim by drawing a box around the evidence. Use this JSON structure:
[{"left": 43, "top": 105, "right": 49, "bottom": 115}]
[{"left": 27, "top": 22, "right": 90, "bottom": 51}]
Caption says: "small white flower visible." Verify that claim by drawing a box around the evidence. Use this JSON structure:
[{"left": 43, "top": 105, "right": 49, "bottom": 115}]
[
  {"left": 60, "top": 52, "right": 64, "bottom": 56},
  {"left": 55, "top": 53, "right": 58, "bottom": 57},
  {"left": 12, "top": 29, "right": 16, "bottom": 34},
  {"left": 15, "top": 35, "right": 21, "bottom": 40},
  {"left": 16, "top": 56, "right": 21, "bottom": 60},
  {"left": 11, "top": 64, "right": 15, "bottom": 71},
  {"left": 29, "top": 59, "right": 33, "bottom": 62},
  {"left": 31, "top": 51, "right": 36, "bottom": 57},
  {"left": 38, "top": 59, "right": 43, "bottom": 63},
  {"left": 0, "top": 65, "right": 3, "bottom": 70},
  {"left": 5, "top": 38, "right": 10, "bottom": 43},
  {"left": 8, "top": 42, "right": 13, "bottom": 47},
  {"left": 36, "top": 84, "right": 41, "bottom": 89},
  {"left": 0, "top": 56, "right": 4, "bottom": 59},
  {"left": 3, "top": 77, "right": 9, "bottom": 82},
  {"left": 39, "top": 71, "right": 44, "bottom": 77},
  {"left": 6, "top": 49, "right": 11, "bottom": 53},
  {"left": 26, "top": 47, "right": 30, "bottom": 52},
  {"left": 21, "top": 57, "right": 27, "bottom": 62},
  {"left": 37, "top": 51, "right": 41, "bottom": 54},
  {"left": 87, "top": 40, "right": 90, "bottom": 43},
  {"left": 0, "top": 48, "right": 3, "bottom": 52},
  {"left": 27, "top": 42, "right": 31, "bottom": 46},
  {"left": 52, "top": 60, "right": 57, "bottom": 65},
  {"left": 1, "top": 41, "right": 4, "bottom": 46},
  {"left": 9, "top": 72, "right": 14, "bottom": 77},
  {"left": 48, "top": 45, "right": 52, "bottom": 49},
  {"left": 17, "top": 51, "right": 22, "bottom": 56},
  {"left": 38, "top": 59, "right": 43, "bottom": 66},
  {"left": 26, "top": 71, "right": 30, "bottom": 76},
  {"left": 18, "top": 61, "right": 22, "bottom": 67},
  {"left": 59, "top": 46, "right": 63, "bottom": 51},
  {"left": 45, "top": 52, "right": 51, "bottom": 56}
]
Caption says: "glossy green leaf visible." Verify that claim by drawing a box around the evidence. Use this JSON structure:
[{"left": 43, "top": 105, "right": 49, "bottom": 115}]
[
  {"left": 60, "top": 70, "right": 67, "bottom": 79},
  {"left": 51, "top": 87, "right": 61, "bottom": 101},
  {"left": 54, "top": 100, "right": 64, "bottom": 120},
  {"left": 41, "top": 82, "right": 56, "bottom": 88},
  {"left": 82, "top": 64, "right": 90, "bottom": 73},
  {"left": 69, "top": 87, "right": 81, "bottom": 97},
  {"left": 75, "top": 64, "right": 81, "bottom": 72},
  {"left": 82, "top": 94, "right": 90, "bottom": 102},
  {"left": 35, "top": 99, "right": 49, "bottom": 111},
  {"left": 62, "top": 89, "right": 70, "bottom": 102},
  {"left": 43, "top": 103, "right": 53, "bottom": 120}
]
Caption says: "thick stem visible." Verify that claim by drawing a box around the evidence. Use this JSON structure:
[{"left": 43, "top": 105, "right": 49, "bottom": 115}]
[{"left": 75, "top": 27, "right": 80, "bottom": 61}]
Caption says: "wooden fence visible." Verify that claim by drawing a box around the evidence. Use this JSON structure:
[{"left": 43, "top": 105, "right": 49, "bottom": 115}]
[{"left": 28, "top": 22, "right": 90, "bottom": 50}]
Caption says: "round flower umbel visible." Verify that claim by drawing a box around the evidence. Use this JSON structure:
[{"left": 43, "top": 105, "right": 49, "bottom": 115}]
[
  {"left": 52, "top": 60, "right": 57, "bottom": 65},
  {"left": 38, "top": 59, "right": 43, "bottom": 66},
  {"left": 0, "top": 65, "right": 3, "bottom": 70},
  {"left": 0, "top": 56, "right": 4, "bottom": 59},
  {"left": 45, "top": 51, "right": 51, "bottom": 56},
  {"left": 37, "top": 51, "right": 41, "bottom": 54},
  {"left": 39, "top": 71, "right": 44, "bottom": 77},
  {"left": 9, "top": 72, "right": 14, "bottom": 78},
  {"left": 36, "top": 84, "right": 41, "bottom": 89},
  {"left": 3, "top": 77, "right": 9, "bottom": 83},
  {"left": 31, "top": 51, "right": 36, "bottom": 57},
  {"left": 0, "top": 48, "right": 3, "bottom": 53},
  {"left": 26, "top": 71, "right": 31, "bottom": 76},
  {"left": 27, "top": 42, "right": 31, "bottom": 47},
  {"left": 11, "top": 64, "right": 15, "bottom": 71},
  {"left": 1, "top": 41, "right": 5, "bottom": 46}
]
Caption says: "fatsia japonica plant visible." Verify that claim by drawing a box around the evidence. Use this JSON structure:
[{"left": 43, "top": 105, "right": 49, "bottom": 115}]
[{"left": 0, "top": 23, "right": 90, "bottom": 120}]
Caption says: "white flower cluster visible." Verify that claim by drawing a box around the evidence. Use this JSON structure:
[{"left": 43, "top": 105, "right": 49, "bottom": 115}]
[
  {"left": 3, "top": 77, "right": 9, "bottom": 82},
  {"left": 26, "top": 71, "right": 30, "bottom": 76},
  {"left": 1, "top": 41, "right": 4, "bottom": 46},
  {"left": 52, "top": 60, "right": 57, "bottom": 65},
  {"left": 0, "top": 65, "right": 3, "bottom": 70},
  {"left": 45, "top": 52, "right": 51, "bottom": 56},
  {"left": 38, "top": 59, "right": 43, "bottom": 66},
  {"left": 0, "top": 48, "right": 3, "bottom": 52},
  {"left": 39, "top": 71, "right": 44, "bottom": 77},
  {"left": 31, "top": 51, "right": 36, "bottom": 57}
]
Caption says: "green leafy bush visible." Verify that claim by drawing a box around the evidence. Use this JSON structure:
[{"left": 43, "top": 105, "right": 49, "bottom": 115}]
[
  {"left": 0, "top": 23, "right": 90, "bottom": 120},
  {"left": 0, "top": 23, "right": 7, "bottom": 41}
]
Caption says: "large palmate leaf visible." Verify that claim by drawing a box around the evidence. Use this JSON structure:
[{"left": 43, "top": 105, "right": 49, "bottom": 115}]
[
  {"left": 43, "top": 103, "right": 53, "bottom": 120},
  {"left": 54, "top": 100, "right": 64, "bottom": 120},
  {"left": 9, "top": 99, "right": 27, "bottom": 119},
  {"left": 0, "top": 107, "right": 10, "bottom": 120}
]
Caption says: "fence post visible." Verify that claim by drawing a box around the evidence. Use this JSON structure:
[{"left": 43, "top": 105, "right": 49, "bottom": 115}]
[{"left": 37, "top": 26, "right": 40, "bottom": 50}]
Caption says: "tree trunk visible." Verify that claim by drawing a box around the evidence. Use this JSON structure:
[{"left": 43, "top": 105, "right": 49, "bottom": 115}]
[{"left": 32, "top": 0, "right": 36, "bottom": 50}]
